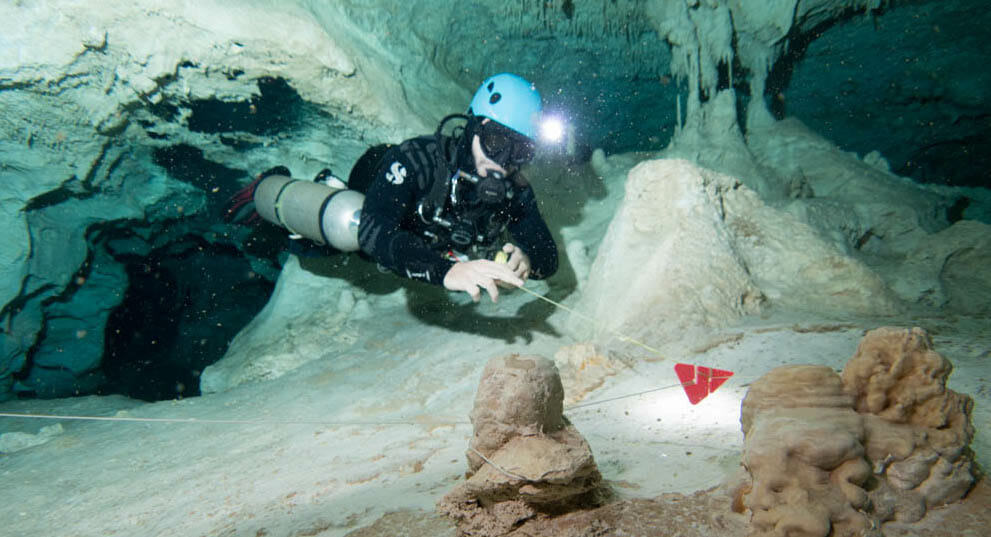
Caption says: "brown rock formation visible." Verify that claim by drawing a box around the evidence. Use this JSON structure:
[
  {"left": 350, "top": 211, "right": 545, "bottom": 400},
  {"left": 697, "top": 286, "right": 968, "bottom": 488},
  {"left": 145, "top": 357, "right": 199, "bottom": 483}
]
[
  {"left": 843, "top": 327, "right": 975, "bottom": 521},
  {"left": 737, "top": 327, "right": 975, "bottom": 536},
  {"left": 437, "top": 354, "right": 603, "bottom": 536},
  {"left": 740, "top": 366, "right": 877, "bottom": 537}
]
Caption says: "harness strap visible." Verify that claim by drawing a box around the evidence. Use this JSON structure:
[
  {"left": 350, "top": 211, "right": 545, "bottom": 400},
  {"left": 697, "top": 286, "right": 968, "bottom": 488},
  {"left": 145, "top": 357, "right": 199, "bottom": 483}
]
[
  {"left": 315, "top": 189, "right": 348, "bottom": 246},
  {"left": 272, "top": 179, "right": 303, "bottom": 238}
]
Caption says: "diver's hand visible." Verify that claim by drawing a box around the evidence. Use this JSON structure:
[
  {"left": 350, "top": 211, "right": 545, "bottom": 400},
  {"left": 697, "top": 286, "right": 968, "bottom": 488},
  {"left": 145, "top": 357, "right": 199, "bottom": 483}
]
[
  {"left": 500, "top": 243, "right": 531, "bottom": 282},
  {"left": 443, "top": 260, "right": 524, "bottom": 303}
]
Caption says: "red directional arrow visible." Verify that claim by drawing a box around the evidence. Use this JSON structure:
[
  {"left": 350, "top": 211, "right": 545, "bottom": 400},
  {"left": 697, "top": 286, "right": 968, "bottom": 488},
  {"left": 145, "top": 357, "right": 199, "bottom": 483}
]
[{"left": 674, "top": 363, "right": 734, "bottom": 405}]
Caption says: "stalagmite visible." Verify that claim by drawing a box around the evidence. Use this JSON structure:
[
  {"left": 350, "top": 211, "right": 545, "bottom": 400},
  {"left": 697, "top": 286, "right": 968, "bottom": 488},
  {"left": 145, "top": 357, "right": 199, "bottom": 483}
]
[
  {"left": 438, "top": 354, "right": 603, "bottom": 536},
  {"left": 736, "top": 327, "right": 976, "bottom": 536}
]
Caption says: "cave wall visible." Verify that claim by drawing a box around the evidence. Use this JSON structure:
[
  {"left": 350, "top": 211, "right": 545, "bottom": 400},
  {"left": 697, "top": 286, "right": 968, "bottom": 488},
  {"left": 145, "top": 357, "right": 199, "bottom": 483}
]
[
  {"left": 0, "top": 0, "right": 458, "bottom": 399},
  {"left": 784, "top": 0, "right": 991, "bottom": 187}
]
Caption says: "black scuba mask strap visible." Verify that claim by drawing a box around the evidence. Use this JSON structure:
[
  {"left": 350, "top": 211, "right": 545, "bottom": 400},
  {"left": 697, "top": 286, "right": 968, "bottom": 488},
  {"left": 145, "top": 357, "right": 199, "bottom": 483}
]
[{"left": 436, "top": 114, "right": 472, "bottom": 170}]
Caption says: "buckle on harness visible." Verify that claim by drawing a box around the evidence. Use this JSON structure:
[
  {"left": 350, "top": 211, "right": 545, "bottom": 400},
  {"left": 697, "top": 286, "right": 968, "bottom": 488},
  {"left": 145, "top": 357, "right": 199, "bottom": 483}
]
[{"left": 443, "top": 250, "right": 470, "bottom": 263}]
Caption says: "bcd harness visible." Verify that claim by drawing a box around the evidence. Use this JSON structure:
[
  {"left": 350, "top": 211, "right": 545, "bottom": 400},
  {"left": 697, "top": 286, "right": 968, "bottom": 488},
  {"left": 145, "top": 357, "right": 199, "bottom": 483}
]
[{"left": 415, "top": 168, "right": 514, "bottom": 261}]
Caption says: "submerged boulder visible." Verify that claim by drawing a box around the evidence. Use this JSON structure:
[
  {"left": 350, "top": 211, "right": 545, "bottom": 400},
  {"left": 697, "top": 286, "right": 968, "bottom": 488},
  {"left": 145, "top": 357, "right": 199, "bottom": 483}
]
[
  {"left": 438, "top": 354, "right": 602, "bottom": 536},
  {"left": 573, "top": 158, "right": 897, "bottom": 352},
  {"left": 843, "top": 327, "right": 976, "bottom": 520},
  {"left": 736, "top": 327, "right": 975, "bottom": 536}
]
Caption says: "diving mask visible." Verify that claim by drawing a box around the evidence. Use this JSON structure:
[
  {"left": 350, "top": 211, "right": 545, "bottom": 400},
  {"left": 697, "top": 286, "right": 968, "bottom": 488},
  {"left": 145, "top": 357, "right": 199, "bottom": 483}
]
[{"left": 477, "top": 119, "right": 536, "bottom": 167}]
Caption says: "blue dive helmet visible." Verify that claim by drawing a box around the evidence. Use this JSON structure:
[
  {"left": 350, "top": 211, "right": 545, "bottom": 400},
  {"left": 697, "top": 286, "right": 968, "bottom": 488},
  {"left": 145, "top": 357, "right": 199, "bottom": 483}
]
[{"left": 467, "top": 73, "right": 542, "bottom": 141}]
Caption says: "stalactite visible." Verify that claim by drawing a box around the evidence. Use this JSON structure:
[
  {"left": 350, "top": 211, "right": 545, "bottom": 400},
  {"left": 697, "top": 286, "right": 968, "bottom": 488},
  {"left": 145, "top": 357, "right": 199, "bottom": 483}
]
[{"left": 501, "top": 0, "right": 649, "bottom": 40}]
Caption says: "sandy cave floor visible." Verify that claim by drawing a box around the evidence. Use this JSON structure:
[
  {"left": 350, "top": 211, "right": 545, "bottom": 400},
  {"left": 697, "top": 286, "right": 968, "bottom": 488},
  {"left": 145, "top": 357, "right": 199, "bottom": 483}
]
[{"left": 0, "top": 286, "right": 988, "bottom": 537}]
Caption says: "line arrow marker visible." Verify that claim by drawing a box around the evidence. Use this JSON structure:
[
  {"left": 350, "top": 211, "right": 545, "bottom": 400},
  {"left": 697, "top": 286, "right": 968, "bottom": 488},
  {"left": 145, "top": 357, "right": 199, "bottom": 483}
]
[{"left": 674, "top": 363, "right": 734, "bottom": 405}]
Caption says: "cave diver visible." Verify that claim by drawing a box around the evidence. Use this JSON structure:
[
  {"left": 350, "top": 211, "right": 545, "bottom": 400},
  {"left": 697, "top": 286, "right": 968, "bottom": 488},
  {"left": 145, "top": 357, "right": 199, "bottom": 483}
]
[{"left": 225, "top": 73, "right": 558, "bottom": 303}]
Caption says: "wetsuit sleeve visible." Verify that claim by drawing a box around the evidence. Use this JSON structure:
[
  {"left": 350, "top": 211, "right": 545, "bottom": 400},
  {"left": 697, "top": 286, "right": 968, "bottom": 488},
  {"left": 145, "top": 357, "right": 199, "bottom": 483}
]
[
  {"left": 507, "top": 184, "right": 558, "bottom": 280},
  {"left": 357, "top": 148, "right": 455, "bottom": 285}
]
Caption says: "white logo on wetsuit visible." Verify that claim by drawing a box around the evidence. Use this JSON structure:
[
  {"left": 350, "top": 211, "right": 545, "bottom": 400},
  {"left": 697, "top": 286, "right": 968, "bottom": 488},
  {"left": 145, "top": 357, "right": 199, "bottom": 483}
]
[
  {"left": 405, "top": 268, "right": 430, "bottom": 282},
  {"left": 385, "top": 161, "right": 406, "bottom": 185}
]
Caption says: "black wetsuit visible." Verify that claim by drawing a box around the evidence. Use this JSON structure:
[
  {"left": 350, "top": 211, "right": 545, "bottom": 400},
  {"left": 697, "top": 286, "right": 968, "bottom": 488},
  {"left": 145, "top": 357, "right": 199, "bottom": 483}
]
[{"left": 357, "top": 135, "right": 557, "bottom": 285}]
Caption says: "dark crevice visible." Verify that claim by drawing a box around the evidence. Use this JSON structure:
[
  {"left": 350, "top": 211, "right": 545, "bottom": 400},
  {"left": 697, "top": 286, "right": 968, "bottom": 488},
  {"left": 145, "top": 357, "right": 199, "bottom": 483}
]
[
  {"left": 148, "top": 101, "right": 180, "bottom": 122},
  {"left": 947, "top": 197, "right": 971, "bottom": 223},
  {"left": 23, "top": 181, "right": 80, "bottom": 211},
  {"left": 101, "top": 235, "right": 273, "bottom": 401},
  {"left": 152, "top": 143, "right": 247, "bottom": 214},
  {"left": 186, "top": 76, "right": 303, "bottom": 135},
  {"left": 897, "top": 129, "right": 991, "bottom": 187},
  {"left": 766, "top": 4, "right": 884, "bottom": 120}
]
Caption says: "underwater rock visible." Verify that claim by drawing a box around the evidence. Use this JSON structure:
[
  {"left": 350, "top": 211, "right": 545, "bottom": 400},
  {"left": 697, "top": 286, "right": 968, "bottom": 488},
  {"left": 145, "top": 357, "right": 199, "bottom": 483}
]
[
  {"left": 573, "top": 158, "right": 897, "bottom": 353},
  {"left": 589, "top": 148, "right": 610, "bottom": 178},
  {"left": 199, "top": 256, "right": 363, "bottom": 393},
  {"left": 843, "top": 327, "right": 976, "bottom": 519},
  {"left": 0, "top": 0, "right": 438, "bottom": 400},
  {"left": 0, "top": 423, "right": 64, "bottom": 454},
  {"left": 741, "top": 116, "right": 991, "bottom": 313},
  {"left": 552, "top": 343, "right": 623, "bottom": 405},
  {"left": 572, "top": 159, "right": 764, "bottom": 350},
  {"left": 740, "top": 364, "right": 855, "bottom": 434},
  {"left": 438, "top": 354, "right": 602, "bottom": 536},
  {"left": 740, "top": 365, "right": 877, "bottom": 537},
  {"left": 736, "top": 327, "right": 975, "bottom": 536},
  {"left": 891, "top": 220, "right": 991, "bottom": 313}
]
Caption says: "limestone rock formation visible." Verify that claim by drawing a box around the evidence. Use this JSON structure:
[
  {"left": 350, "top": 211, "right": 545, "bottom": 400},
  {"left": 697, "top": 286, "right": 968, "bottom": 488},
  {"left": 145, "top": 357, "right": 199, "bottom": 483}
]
[
  {"left": 842, "top": 327, "right": 976, "bottom": 521},
  {"left": 572, "top": 158, "right": 897, "bottom": 351},
  {"left": 438, "top": 354, "right": 602, "bottom": 536},
  {"left": 737, "top": 327, "right": 975, "bottom": 536},
  {"left": 572, "top": 159, "right": 761, "bottom": 349},
  {"left": 0, "top": 423, "right": 64, "bottom": 454},
  {"left": 889, "top": 220, "right": 991, "bottom": 313},
  {"left": 551, "top": 343, "right": 624, "bottom": 405},
  {"left": 199, "top": 255, "right": 386, "bottom": 393},
  {"left": 740, "top": 365, "right": 876, "bottom": 537}
]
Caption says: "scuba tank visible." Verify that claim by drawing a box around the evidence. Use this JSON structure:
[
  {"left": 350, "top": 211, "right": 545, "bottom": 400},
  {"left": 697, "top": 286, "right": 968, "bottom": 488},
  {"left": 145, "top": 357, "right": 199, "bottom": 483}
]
[{"left": 253, "top": 174, "right": 364, "bottom": 252}]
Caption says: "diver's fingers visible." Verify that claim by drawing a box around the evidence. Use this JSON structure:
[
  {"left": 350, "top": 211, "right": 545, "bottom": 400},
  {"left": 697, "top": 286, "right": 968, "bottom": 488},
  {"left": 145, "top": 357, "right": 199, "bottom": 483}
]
[
  {"left": 443, "top": 260, "right": 517, "bottom": 302},
  {"left": 478, "top": 260, "right": 524, "bottom": 288},
  {"left": 500, "top": 243, "right": 520, "bottom": 270},
  {"left": 444, "top": 262, "right": 484, "bottom": 301},
  {"left": 505, "top": 253, "right": 522, "bottom": 273},
  {"left": 480, "top": 277, "right": 500, "bottom": 303},
  {"left": 458, "top": 268, "right": 498, "bottom": 302},
  {"left": 503, "top": 245, "right": 530, "bottom": 280},
  {"left": 467, "top": 284, "right": 481, "bottom": 302},
  {"left": 511, "top": 255, "right": 530, "bottom": 279}
]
